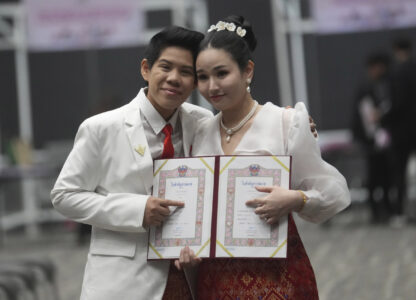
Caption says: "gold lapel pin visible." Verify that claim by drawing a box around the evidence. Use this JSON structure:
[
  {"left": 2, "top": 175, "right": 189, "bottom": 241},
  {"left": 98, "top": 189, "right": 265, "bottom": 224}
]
[{"left": 135, "top": 145, "right": 146, "bottom": 156}]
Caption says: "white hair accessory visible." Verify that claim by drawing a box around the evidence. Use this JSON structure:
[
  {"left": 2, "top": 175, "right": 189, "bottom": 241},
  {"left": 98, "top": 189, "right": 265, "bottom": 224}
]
[{"left": 207, "top": 21, "right": 246, "bottom": 37}]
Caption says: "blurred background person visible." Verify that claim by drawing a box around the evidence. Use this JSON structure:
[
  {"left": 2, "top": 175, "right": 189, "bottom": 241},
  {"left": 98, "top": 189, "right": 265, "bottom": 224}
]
[
  {"left": 351, "top": 52, "right": 393, "bottom": 223},
  {"left": 381, "top": 38, "right": 416, "bottom": 227}
]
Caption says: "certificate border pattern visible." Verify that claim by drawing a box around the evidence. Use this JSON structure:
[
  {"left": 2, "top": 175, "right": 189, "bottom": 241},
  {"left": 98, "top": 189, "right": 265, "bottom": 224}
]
[
  {"left": 224, "top": 167, "right": 281, "bottom": 247},
  {"left": 154, "top": 167, "right": 206, "bottom": 247}
]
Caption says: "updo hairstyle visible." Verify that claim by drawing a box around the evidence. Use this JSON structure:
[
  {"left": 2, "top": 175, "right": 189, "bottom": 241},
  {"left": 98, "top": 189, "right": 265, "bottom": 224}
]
[{"left": 199, "top": 15, "right": 257, "bottom": 71}]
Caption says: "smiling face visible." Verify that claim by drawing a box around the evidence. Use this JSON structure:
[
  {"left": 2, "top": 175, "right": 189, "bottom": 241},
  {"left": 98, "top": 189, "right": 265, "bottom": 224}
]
[
  {"left": 196, "top": 48, "right": 253, "bottom": 112},
  {"left": 141, "top": 46, "right": 196, "bottom": 120}
]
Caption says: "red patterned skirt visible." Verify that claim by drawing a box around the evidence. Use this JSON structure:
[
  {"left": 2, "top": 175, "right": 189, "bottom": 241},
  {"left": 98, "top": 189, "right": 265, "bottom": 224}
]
[
  {"left": 197, "top": 214, "right": 319, "bottom": 300},
  {"left": 162, "top": 261, "right": 193, "bottom": 299}
]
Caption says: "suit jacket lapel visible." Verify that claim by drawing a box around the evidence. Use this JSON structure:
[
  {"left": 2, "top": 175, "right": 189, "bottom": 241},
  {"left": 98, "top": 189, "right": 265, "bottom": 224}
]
[
  {"left": 124, "top": 97, "right": 154, "bottom": 191},
  {"left": 180, "top": 106, "right": 196, "bottom": 157}
]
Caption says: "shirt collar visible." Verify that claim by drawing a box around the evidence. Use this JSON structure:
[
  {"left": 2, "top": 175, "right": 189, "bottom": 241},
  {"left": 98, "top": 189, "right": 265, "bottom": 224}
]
[{"left": 138, "top": 88, "right": 180, "bottom": 135}]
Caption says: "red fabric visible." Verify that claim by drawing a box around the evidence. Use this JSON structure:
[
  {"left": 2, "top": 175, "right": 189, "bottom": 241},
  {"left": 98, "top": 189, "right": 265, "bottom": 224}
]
[
  {"left": 162, "top": 261, "right": 192, "bottom": 300},
  {"left": 197, "top": 214, "right": 319, "bottom": 300},
  {"left": 161, "top": 125, "right": 185, "bottom": 299},
  {"left": 161, "top": 124, "right": 174, "bottom": 159}
]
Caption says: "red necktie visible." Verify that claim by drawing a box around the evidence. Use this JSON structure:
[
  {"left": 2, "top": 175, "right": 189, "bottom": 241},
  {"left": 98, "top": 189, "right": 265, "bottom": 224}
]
[{"left": 161, "top": 124, "right": 174, "bottom": 159}]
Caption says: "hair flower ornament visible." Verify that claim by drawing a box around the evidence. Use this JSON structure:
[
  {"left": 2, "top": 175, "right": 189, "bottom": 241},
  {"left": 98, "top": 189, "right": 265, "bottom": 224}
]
[
  {"left": 236, "top": 26, "right": 246, "bottom": 37},
  {"left": 216, "top": 21, "right": 226, "bottom": 31},
  {"left": 226, "top": 22, "right": 236, "bottom": 31},
  {"left": 208, "top": 25, "right": 217, "bottom": 32},
  {"left": 207, "top": 21, "right": 246, "bottom": 38}
]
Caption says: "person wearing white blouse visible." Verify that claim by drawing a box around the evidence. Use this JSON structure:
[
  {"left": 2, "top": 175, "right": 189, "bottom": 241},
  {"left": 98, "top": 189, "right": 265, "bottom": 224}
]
[{"left": 188, "top": 15, "right": 351, "bottom": 300}]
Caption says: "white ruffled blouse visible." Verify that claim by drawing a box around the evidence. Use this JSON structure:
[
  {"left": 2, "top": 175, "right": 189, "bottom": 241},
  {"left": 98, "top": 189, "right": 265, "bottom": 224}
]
[{"left": 191, "top": 102, "right": 351, "bottom": 224}]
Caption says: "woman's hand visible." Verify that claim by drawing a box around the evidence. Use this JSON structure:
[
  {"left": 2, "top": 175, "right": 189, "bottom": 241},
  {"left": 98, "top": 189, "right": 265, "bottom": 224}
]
[
  {"left": 174, "top": 245, "right": 202, "bottom": 271},
  {"left": 245, "top": 186, "right": 304, "bottom": 224}
]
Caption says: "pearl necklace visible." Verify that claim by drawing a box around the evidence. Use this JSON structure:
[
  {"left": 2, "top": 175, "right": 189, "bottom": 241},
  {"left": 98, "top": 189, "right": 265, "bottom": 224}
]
[{"left": 220, "top": 100, "right": 258, "bottom": 143}]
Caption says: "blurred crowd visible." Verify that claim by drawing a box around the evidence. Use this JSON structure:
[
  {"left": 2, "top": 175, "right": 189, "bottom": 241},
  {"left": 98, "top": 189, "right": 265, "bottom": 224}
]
[{"left": 351, "top": 38, "right": 416, "bottom": 226}]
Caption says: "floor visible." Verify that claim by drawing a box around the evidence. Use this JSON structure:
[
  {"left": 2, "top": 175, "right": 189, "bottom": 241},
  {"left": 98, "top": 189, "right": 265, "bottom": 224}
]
[{"left": 0, "top": 207, "right": 415, "bottom": 300}]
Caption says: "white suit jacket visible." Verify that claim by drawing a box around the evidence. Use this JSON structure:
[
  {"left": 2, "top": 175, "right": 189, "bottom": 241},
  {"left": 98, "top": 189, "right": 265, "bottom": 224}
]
[{"left": 51, "top": 90, "right": 212, "bottom": 300}]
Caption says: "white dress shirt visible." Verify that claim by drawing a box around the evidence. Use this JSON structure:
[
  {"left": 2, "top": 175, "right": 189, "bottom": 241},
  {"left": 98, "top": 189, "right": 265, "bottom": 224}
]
[{"left": 139, "top": 89, "right": 184, "bottom": 159}]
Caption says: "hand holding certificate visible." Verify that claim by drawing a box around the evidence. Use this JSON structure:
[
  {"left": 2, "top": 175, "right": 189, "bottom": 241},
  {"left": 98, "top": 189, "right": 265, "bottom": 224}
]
[
  {"left": 246, "top": 185, "right": 302, "bottom": 225},
  {"left": 143, "top": 196, "right": 184, "bottom": 227},
  {"left": 147, "top": 155, "right": 291, "bottom": 260}
]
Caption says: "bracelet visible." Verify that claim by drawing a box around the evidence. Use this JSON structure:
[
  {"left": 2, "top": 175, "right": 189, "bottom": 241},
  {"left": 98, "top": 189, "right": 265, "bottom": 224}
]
[{"left": 297, "top": 190, "right": 308, "bottom": 211}]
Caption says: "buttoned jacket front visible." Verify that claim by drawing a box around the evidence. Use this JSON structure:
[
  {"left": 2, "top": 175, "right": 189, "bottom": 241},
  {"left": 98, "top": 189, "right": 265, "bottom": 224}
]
[{"left": 51, "top": 90, "right": 212, "bottom": 299}]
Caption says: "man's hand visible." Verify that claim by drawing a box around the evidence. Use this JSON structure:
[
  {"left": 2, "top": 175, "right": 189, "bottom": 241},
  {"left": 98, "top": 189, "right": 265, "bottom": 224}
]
[
  {"left": 309, "top": 116, "right": 317, "bottom": 138},
  {"left": 143, "top": 196, "right": 184, "bottom": 227},
  {"left": 174, "top": 245, "right": 202, "bottom": 271},
  {"left": 285, "top": 106, "right": 317, "bottom": 138}
]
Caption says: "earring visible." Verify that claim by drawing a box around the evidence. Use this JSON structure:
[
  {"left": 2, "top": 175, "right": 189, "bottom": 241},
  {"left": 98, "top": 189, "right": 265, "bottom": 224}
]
[{"left": 246, "top": 78, "right": 251, "bottom": 93}]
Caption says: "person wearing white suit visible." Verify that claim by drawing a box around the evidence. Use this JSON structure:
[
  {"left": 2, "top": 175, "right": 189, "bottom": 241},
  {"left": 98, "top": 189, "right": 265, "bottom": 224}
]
[{"left": 51, "top": 27, "right": 212, "bottom": 299}]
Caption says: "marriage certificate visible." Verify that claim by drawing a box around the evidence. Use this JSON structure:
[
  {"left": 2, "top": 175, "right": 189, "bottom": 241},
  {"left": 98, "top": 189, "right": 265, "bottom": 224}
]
[{"left": 147, "top": 155, "right": 290, "bottom": 260}]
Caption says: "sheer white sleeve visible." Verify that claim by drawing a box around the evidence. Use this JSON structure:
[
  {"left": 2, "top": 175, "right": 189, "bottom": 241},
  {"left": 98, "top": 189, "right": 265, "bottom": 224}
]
[{"left": 283, "top": 103, "right": 350, "bottom": 223}]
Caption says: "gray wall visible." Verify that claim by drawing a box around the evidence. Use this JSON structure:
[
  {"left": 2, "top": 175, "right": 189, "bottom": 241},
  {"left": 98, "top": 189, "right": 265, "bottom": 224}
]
[
  {"left": 1, "top": 47, "right": 146, "bottom": 149},
  {"left": 305, "top": 29, "right": 416, "bottom": 130},
  {"left": 1, "top": 0, "right": 416, "bottom": 149}
]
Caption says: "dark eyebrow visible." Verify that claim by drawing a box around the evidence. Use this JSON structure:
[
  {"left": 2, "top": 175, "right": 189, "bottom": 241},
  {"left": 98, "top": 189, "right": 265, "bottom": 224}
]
[
  {"left": 196, "top": 65, "right": 227, "bottom": 74},
  {"left": 158, "top": 59, "right": 171, "bottom": 65},
  {"left": 181, "top": 65, "right": 194, "bottom": 72},
  {"left": 158, "top": 59, "right": 193, "bottom": 71}
]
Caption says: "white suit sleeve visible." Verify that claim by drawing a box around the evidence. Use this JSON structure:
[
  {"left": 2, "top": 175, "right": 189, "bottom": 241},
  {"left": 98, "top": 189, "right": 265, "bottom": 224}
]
[
  {"left": 286, "top": 103, "right": 351, "bottom": 223},
  {"left": 51, "top": 120, "right": 148, "bottom": 233}
]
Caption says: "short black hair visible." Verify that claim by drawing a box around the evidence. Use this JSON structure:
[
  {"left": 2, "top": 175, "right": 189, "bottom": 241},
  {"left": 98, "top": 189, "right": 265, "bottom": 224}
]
[
  {"left": 199, "top": 15, "right": 257, "bottom": 71},
  {"left": 366, "top": 53, "right": 390, "bottom": 68},
  {"left": 144, "top": 26, "right": 204, "bottom": 70},
  {"left": 393, "top": 38, "right": 412, "bottom": 52}
]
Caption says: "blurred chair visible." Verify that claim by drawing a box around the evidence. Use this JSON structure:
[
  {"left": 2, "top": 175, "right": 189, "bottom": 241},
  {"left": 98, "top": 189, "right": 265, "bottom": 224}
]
[
  {"left": 18, "top": 258, "right": 60, "bottom": 300},
  {"left": 0, "top": 265, "right": 37, "bottom": 300},
  {"left": 0, "top": 276, "right": 22, "bottom": 300},
  {"left": 0, "top": 287, "right": 8, "bottom": 300},
  {"left": 0, "top": 274, "right": 32, "bottom": 300},
  {"left": 0, "top": 258, "right": 59, "bottom": 300}
]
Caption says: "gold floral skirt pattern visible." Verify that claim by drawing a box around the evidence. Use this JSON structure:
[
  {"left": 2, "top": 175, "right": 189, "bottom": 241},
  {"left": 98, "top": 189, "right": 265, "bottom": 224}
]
[{"left": 197, "top": 214, "right": 319, "bottom": 300}]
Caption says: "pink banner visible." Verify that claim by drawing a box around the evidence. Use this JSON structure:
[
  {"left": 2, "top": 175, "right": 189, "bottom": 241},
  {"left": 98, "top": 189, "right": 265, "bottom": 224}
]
[
  {"left": 313, "top": 0, "right": 416, "bottom": 34},
  {"left": 25, "top": 0, "right": 144, "bottom": 51}
]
